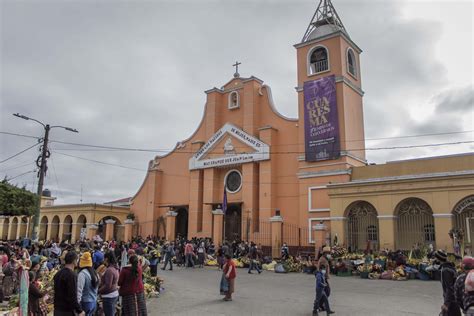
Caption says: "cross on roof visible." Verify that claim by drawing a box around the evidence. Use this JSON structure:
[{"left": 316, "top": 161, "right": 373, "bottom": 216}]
[{"left": 233, "top": 61, "right": 241, "bottom": 78}]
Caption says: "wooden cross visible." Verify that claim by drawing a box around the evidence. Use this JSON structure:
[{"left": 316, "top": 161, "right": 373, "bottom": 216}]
[{"left": 232, "top": 61, "right": 241, "bottom": 76}]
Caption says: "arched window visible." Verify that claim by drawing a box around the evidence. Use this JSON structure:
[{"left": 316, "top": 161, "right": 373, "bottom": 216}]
[
  {"left": 347, "top": 48, "right": 357, "bottom": 77},
  {"left": 308, "top": 46, "right": 329, "bottom": 74},
  {"left": 396, "top": 198, "right": 435, "bottom": 249},
  {"left": 228, "top": 91, "right": 239, "bottom": 109},
  {"left": 345, "top": 201, "right": 379, "bottom": 251}
]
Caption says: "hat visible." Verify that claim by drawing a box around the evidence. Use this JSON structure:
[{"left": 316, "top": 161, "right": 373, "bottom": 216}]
[
  {"left": 434, "top": 249, "right": 448, "bottom": 262},
  {"left": 462, "top": 256, "right": 474, "bottom": 270},
  {"left": 79, "top": 252, "right": 93, "bottom": 268},
  {"left": 323, "top": 246, "right": 331, "bottom": 253}
]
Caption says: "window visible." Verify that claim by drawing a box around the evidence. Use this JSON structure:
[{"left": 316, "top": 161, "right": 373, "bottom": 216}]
[
  {"left": 225, "top": 170, "right": 242, "bottom": 193},
  {"left": 424, "top": 224, "right": 435, "bottom": 242},
  {"left": 309, "top": 46, "right": 329, "bottom": 74},
  {"left": 347, "top": 48, "right": 357, "bottom": 77},
  {"left": 228, "top": 91, "right": 239, "bottom": 109},
  {"left": 367, "top": 225, "right": 378, "bottom": 241}
]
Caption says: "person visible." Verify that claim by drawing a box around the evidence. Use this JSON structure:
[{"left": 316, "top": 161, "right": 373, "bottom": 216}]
[
  {"left": 435, "top": 249, "right": 462, "bottom": 316},
  {"left": 162, "top": 242, "right": 174, "bottom": 271},
  {"left": 248, "top": 242, "right": 261, "bottom": 274},
  {"left": 185, "top": 241, "right": 195, "bottom": 268},
  {"left": 118, "top": 255, "right": 147, "bottom": 316},
  {"left": 197, "top": 241, "right": 206, "bottom": 268},
  {"left": 217, "top": 246, "right": 224, "bottom": 270},
  {"left": 222, "top": 254, "right": 236, "bottom": 301},
  {"left": 149, "top": 249, "right": 159, "bottom": 276},
  {"left": 312, "top": 267, "right": 334, "bottom": 316},
  {"left": 281, "top": 243, "right": 289, "bottom": 260},
  {"left": 99, "top": 251, "right": 120, "bottom": 316},
  {"left": 77, "top": 252, "right": 99, "bottom": 316},
  {"left": 28, "top": 271, "right": 47, "bottom": 316},
  {"left": 455, "top": 256, "right": 474, "bottom": 315},
  {"left": 54, "top": 251, "right": 84, "bottom": 316},
  {"left": 93, "top": 245, "right": 104, "bottom": 269}
]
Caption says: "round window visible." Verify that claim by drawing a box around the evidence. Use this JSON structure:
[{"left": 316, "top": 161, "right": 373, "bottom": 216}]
[{"left": 225, "top": 170, "right": 242, "bottom": 193}]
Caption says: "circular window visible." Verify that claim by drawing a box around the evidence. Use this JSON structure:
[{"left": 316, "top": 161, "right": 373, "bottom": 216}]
[{"left": 225, "top": 170, "right": 242, "bottom": 193}]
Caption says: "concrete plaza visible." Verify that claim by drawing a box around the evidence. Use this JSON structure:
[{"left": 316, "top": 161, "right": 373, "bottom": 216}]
[{"left": 149, "top": 266, "right": 443, "bottom": 316}]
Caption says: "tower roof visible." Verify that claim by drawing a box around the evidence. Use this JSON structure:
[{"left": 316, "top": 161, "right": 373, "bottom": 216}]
[{"left": 302, "top": 0, "right": 348, "bottom": 43}]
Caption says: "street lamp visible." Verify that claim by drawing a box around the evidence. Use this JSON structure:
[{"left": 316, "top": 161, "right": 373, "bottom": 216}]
[{"left": 13, "top": 113, "right": 78, "bottom": 241}]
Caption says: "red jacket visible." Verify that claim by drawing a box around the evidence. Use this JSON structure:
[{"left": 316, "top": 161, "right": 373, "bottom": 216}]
[
  {"left": 118, "top": 266, "right": 144, "bottom": 296},
  {"left": 224, "top": 260, "right": 236, "bottom": 279}
]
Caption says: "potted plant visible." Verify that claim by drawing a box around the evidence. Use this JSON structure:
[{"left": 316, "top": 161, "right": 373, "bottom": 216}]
[{"left": 126, "top": 213, "right": 135, "bottom": 221}]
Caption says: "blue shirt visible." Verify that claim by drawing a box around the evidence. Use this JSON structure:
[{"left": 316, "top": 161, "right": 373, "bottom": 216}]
[{"left": 93, "top": 251, "right": 104, "bottom": 265}]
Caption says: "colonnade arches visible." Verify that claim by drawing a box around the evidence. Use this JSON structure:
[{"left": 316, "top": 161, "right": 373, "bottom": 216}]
[
  {"left": 98, "top": 216, "right": 123, "bottom": 241},
  {"left": 50, "top": 216, "right": 60, "bottom": 241},
  {"left": 39, "top": 216, "right": 48, "bottom": 241},
  {"left": 396, "top": 198, "right": 435, "bottom": 250},
  {"left": 345, "top": 201, "right": 379, "bottom": 251},
  {"left": 62, "top": 215, "right": 73, "bottom": 241},
  {"left": 2, "top": 218, "right": 9, "bottom": 240},
  {"left": 19, "top": 217, "right": 28, "bottom": 238},
  {"left": 75, "top": 215, "right": 87, "bottom": 241},
  {"left": 452, "top": 195, "right": 474, "bottom": 245}
]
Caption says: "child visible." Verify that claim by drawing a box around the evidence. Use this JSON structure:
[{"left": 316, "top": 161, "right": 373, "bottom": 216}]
[{"left": 312, "top": 267, "right": 334, "bottom": 316}]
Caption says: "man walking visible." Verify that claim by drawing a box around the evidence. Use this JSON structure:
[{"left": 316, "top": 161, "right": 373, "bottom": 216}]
[
  {"left": 455, "top": 256, "right": 474, "bottom": 315},
  {"left": 248, "top": 242, "right": 261, "bottom": 274},
  {"left": 185, "top": 241, "right": 195, "bottom": 268},
  {"left": 162, "top": 242, "right": 174, "bottom": 271},
  {"left": 54, "top": 251, "right": 85, "bottom": 316},
  {"left": 312, "top": 267, "right": 334, "bottom": 316},
  {"left": 435, "top": 249, "right": 461, "bottom": 316}
]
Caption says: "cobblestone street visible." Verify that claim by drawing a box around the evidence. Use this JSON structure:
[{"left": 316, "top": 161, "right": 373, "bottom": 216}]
[{"left": 148, "top": 267, "right": 443, "bottom": 316}]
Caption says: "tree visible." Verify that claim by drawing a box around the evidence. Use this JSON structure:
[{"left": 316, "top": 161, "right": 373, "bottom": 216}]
[{"left": 0, "top": 179, "right": 38, "bottom": 216}]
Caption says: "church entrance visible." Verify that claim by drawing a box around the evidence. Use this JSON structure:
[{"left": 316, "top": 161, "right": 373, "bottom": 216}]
[
  {"left": 176, "top": 208, "right": 188, "bottom": 240},
  {"left": 225, "top": 204, "right": 242, "bottom": 242}
]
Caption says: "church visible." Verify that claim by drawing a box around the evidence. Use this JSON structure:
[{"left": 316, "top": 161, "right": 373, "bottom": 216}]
[{"left": 130, "top": 0, "right": 474, "bottom": 255}]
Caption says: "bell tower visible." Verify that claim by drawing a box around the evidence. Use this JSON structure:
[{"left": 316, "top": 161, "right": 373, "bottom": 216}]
[{"left": 295, "top": 0, "right": 366, "bottom": 166}]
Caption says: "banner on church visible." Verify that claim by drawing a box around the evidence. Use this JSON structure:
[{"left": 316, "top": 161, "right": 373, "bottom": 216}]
[{"left": 303, "top": 75, "right": 340, "bottom": 161}]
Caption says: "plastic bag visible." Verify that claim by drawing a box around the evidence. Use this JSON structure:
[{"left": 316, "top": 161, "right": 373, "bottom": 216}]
[{"left": 275, "top": 263, "right": 287, "bottom": 273}]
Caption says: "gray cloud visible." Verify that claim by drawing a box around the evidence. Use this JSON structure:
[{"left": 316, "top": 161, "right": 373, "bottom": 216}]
[{"left": 1, "top": 0, "right": 472, "bottom": 203}]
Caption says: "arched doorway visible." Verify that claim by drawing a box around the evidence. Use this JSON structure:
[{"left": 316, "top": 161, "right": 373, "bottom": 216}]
[
  {"left": 62, "top": 215, "right": 73, "bottom": 241},
  {"left": 345, "top": 201, "right": 379, "bottom": 251},
  {"left": 39, "top": 216, "right": 48, "bottom": 240},
  {"left": 453, "top": 195, "right": 474, "bottom": 251},
  {"left": 225, "top": 204, "right": 242, "bottom": 242},
  {"left": 9, "top": 217, "right": 18, "bottom": 240},
  {"left": 19, "top": 217, "right": 28, "bottom": 238},
  {"left": 2, "top": 218, "right": 9, "bottom": 240},
  {"left": 75, "top": 215, "right": 87, "bottom": 241},
  {"left": 50, "top": 216, "right": 60, "bottom": 241},
  {"left": 97, "top": 216, "right": 122, "bottom": 241},
  {"left": 175, "top": 208, "right": 188, "bottom": 239},
  {"left": 396, "top": 198, "right": 435, "bottom": 250}
]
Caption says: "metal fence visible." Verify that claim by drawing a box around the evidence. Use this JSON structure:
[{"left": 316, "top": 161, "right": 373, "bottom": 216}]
[{"left": 283, "top": 222, "right": 313, "bottom": 256}]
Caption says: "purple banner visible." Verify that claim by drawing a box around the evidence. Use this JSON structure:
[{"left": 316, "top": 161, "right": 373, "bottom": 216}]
[{"left": 304, "top": 75, "right": 340, "bottom": 161}]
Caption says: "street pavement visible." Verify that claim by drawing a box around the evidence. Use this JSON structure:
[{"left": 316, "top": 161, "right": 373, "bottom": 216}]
[{"left": 148, "top": 266, "right": 443, "bottom": 316}]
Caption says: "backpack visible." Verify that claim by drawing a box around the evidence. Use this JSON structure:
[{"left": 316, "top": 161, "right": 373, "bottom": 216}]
[{"left": 465, "top": 270, "right": 474, "bottom": 293}]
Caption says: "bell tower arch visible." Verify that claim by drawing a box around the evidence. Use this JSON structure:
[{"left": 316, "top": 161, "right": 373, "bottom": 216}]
[{"left": 295, "top": 0, "right": 365, "bottom": 165}]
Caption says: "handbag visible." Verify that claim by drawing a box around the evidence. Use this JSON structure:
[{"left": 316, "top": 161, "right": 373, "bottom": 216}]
[{"left": 219, "top": 275, "right": 229, "bottom": 295}]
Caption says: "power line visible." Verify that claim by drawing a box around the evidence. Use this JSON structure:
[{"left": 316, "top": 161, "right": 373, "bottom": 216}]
[
  {"left": 0, "top": 142, "right": 40, "bottom": 164},
  {"left": 52, "top": 151, "right": 147, "bottom": 171},
  {"left": 0, "top": 131, "right": 40, "bottom": 139},
  {"left": 5, "top": 170, "right": 37, "bottom": 182},
  {"left": 0, "top": 162, "right": 34, "bottom": 173}
]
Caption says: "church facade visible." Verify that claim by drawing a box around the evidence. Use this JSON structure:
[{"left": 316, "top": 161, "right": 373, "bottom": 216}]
[
  {"left": 131, "top": 1, "right": 366, "bottom": 249},
  {"left": 130, "top": 0, "right": 474, "bottom": 253}
]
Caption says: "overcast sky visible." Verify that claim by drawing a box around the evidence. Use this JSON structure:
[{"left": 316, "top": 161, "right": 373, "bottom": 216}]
[{"left": 1, "top": 0, "right": 473, "bottom": 205}]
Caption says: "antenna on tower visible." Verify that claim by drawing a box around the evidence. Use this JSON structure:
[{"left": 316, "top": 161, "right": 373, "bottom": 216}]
[
  {"left": 302, "top": 0, "right": 347, "bottom": 43},
  {"left": 80, "top": 184, "right": 83, "bottom": 203}
]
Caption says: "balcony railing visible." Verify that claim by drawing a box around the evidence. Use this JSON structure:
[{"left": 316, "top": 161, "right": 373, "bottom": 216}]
[{"left": 310, "top": 59, "right": 329, "bottom": 74}]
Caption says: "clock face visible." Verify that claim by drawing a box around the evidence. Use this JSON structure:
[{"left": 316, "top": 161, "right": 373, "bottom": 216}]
[{"left": 225, "top": 170, "right": 242, "bottom": 193}]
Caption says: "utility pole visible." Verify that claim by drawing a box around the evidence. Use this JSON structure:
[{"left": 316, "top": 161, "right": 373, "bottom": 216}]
[{"left": 13, "top": 113, "right": 78, "bottom": 241}]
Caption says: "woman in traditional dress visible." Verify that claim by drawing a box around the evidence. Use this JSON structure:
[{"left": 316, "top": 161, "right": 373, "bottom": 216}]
[{"left": 118, "top": 255, "right": 147, "bottom": 315}]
